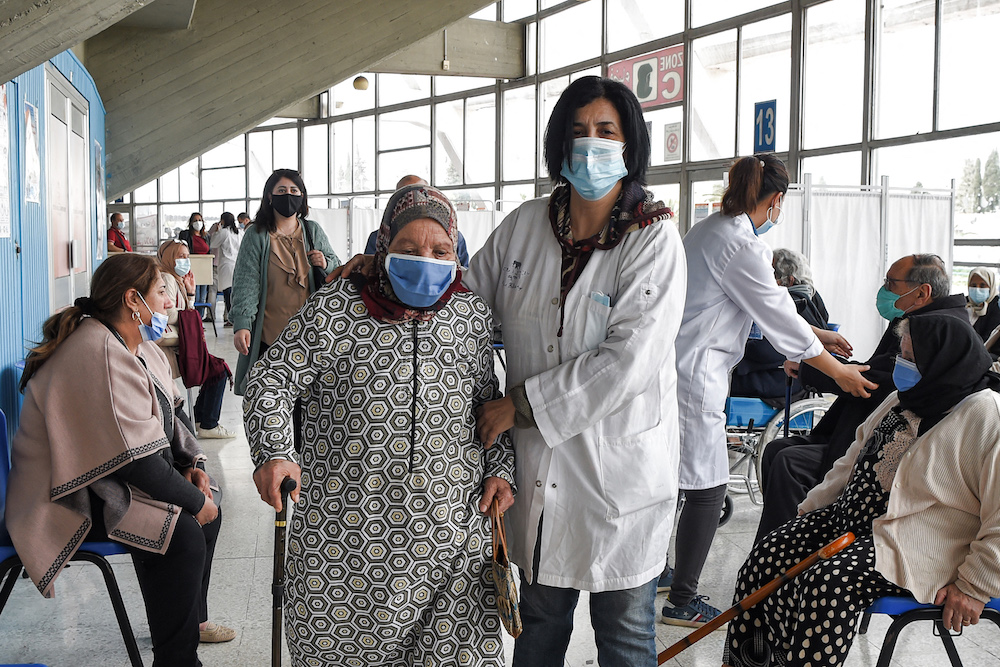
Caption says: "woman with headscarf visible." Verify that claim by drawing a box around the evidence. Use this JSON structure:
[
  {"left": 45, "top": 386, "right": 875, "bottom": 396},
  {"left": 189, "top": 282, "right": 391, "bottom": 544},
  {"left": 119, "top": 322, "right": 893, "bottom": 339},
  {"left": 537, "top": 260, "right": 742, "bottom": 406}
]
[
  {"left": 244, "top": 185, "right": 516, "bottom": 666},
  {"left": 966, "top": 266, "right": 1000, "bottom": 342},
  {"left": 723, "top": 311, "right": 1000, "bottom": 667}
]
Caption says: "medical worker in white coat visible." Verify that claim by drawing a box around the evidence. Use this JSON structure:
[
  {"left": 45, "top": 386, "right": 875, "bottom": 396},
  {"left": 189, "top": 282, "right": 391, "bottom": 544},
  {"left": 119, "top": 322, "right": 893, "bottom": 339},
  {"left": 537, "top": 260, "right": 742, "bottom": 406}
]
[
  {"left": 658, "top": 154, "right": 877, "bottom": 628},
  {"left": 464, "top": 77, "right": 686, "bottom": 667}
]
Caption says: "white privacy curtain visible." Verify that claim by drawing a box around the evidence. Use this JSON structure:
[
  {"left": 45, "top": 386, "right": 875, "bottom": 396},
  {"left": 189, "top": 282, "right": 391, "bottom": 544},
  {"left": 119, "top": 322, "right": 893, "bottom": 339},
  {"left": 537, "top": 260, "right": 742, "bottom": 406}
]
[
  {"left": 761, "top": 188, "right": 806, "bottom": 256},
  {"left": 348, "top": 203, "right": 382, "bottom": 257},
  {"left": 807, "top": 189, "right": 886, "bottom": 361},
  {"left": 456, "top": 210, "right": 497, "bottom": 263},
  {"left": 886, "top": 191, "right": 954, "bottom": 274},
  {"left": 309, "top": 207, "right": 350, "bottom": 264}
]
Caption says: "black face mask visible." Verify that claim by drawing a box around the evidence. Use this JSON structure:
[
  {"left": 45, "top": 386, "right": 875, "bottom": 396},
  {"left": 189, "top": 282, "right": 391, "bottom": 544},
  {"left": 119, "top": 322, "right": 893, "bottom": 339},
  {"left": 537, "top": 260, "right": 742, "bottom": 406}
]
[{"left": 271, "top": 193, "right": 303, "bottom": 218}]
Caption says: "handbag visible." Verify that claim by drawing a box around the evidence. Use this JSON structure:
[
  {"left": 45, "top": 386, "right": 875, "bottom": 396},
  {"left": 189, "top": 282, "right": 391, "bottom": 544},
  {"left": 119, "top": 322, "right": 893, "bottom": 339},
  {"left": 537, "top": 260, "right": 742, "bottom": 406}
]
[
  {"left": 301, "top": 220, "right": 328, "bottom": 292},
  {"left": 490, "top": 498, "right": 523, "bottom": 638}
]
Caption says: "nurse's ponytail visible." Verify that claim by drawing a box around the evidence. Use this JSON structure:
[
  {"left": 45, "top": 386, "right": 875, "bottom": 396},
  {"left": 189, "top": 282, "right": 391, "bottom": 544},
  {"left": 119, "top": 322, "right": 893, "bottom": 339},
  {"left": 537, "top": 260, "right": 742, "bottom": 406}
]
[{"left": 721, "top": 154, "right": 788, "bottom": 216}]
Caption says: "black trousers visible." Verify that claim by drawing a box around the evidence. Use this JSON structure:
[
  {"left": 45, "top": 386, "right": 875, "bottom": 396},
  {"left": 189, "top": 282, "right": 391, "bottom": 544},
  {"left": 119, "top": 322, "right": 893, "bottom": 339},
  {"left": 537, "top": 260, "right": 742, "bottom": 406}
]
[
  {"left": 754, "top": 435, "right": 823, "bottom": 545},
  {"left": 90, "top": 495, "right": 222, "bottom": 667},
  {"left": 664, "top": 483, "right": 727, "bottom": 607}
]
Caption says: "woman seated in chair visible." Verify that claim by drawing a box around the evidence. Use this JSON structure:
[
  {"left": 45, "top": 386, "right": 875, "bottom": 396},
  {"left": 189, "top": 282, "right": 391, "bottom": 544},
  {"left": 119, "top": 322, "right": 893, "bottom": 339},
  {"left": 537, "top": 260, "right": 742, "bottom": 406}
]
[
  {"left": 730, "top": 248, "right": 840, "bottom": 403},
  {"left": 6, "top": 254, "right": 234, "bottom": 667},
  {"left": 157, "top": 239, "right": 234, "bottom": 439},
  {"left": 724, "top": 311, "right": 1000, "bottom": 667}
]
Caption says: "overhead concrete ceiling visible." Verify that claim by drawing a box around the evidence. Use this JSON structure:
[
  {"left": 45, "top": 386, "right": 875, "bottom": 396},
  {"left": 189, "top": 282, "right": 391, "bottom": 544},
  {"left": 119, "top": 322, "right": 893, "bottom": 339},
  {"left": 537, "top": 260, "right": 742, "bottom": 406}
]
[
  {"left": 116, "top": 0, "right": 198, "bottom": 30},
  {"left": 0, "top": 0, "right": 149, "bottom": 84},
  {"left": 85, "top": 0, "right": 521, "bottom": 198}
]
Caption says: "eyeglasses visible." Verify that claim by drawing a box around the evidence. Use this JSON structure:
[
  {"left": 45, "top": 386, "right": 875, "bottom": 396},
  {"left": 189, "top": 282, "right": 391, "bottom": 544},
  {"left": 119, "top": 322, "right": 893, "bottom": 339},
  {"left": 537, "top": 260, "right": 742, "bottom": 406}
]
[{"left": 883, "top": 276, "right": 916, "bottom": 291}]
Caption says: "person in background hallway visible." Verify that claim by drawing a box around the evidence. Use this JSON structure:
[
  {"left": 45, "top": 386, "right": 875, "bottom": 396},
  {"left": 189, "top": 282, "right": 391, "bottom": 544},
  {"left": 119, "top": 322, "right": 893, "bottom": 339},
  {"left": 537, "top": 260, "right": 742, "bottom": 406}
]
[
  {"left": 107, "top": 212, "right": 131, "bottom": 253},
  {"left": 967, "top": 266, "right": 1000, "bottom": 342},
  {"left": 664, "top": 154, "right": 875, "bottom": 628},
  {"left": 7, "top": 253, "right": 233, "bottom": 667},
  {"left": 230, "top": 168, "right": 340, "bottom": 402},
  {"left": 365, "top": 175, "right": 471, "bottom": 267},
  {"left": 755, "top": 254, "right": 966, "bottom": 544},
  {"left": 156, "top": 240, "right": 235, "bottom": 440},
  {"left": 725, "top": 313, "right": 1000, "bottom": 667},
  {"left": 237, "top": 212, "right": 251, "bottom": 231},
  {"left": 210, "top": 212, "right": 243, "bottom": 327},
  {"left": 179, "top": 212, "right": 212, "bottom": 321}
]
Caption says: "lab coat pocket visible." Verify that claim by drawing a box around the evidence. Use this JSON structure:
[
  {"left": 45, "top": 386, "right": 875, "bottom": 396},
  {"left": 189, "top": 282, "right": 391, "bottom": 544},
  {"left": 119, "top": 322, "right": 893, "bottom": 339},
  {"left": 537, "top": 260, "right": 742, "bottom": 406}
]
[
  {"left": 599, "top": 423, "right": 671, "bottom": 519},
  {"left": 584, "top": 297, "right": 612, "bottom": 352},
  {"left": 700, "top": 348, "right": 730, "bottom": 413}
]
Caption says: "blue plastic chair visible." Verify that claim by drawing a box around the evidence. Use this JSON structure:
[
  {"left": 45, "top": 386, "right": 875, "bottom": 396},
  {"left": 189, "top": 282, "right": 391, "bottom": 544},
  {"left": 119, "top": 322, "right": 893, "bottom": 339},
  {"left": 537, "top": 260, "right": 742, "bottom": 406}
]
[
  {"left": 193, "top": 300, "right": 217, "bottom": 337},
  {"left": 0, "top": 409, "right": 144, "bottom": 667},
  {"left": 860, "top": 595, "right": 1000, "bottom": 667}
]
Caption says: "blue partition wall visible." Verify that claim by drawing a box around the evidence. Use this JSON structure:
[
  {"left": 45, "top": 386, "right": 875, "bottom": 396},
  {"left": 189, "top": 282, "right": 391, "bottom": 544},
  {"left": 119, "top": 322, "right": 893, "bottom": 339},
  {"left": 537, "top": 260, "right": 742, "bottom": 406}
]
[{"left": 0, "top": 51, "right": 106, "bottom": 442}]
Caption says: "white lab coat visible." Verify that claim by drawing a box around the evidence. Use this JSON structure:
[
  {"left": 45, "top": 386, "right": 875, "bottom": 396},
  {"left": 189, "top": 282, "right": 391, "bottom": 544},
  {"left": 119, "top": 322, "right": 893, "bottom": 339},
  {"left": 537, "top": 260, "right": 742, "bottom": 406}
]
[
  {"left": 210, "top": 226, "right": 243, "bottom": 291},
  {"left": 675, "top": 211, "right": 823, "bottom": 490},
  {"left": 466, "top": 196, "right": 687, "bottom": 592}
]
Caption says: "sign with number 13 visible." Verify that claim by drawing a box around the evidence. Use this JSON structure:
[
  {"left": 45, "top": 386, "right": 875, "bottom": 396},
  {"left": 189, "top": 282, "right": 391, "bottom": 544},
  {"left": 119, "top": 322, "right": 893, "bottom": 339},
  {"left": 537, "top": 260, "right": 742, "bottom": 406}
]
[{"left": 754, "top": 100, "right": 776, "bottom": 153}]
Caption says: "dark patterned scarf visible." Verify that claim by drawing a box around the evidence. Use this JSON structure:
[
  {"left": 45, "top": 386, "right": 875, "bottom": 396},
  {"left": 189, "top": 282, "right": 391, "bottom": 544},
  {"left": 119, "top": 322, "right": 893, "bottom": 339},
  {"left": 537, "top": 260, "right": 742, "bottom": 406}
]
[{"left": 547, "top": 181, "right": 673, "bottom": 336}]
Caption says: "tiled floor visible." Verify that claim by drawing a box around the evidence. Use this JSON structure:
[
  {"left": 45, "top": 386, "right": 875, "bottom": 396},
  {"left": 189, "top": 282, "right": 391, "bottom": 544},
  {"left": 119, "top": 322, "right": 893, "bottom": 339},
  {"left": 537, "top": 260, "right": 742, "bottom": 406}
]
[{"left": 2, "top": 324, "right": 999, "bottom": 666}]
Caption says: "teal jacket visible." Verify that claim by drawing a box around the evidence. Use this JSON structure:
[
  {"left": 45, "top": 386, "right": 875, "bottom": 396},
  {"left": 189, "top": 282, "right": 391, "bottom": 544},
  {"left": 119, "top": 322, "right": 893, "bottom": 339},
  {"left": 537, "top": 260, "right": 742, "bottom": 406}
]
[{"left": 230, "top": 217, "right": 340, "bottom": 395}]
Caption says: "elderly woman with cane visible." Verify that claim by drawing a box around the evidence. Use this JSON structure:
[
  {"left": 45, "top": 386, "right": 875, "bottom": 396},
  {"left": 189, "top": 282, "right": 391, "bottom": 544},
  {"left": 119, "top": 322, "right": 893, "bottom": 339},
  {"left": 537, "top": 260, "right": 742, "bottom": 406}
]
[
  {"left": 245, "top": 185, "right": 515, "bottom": 666},
  {"left": 724, "top": 311, "right": 1000, "bottom": 667}
]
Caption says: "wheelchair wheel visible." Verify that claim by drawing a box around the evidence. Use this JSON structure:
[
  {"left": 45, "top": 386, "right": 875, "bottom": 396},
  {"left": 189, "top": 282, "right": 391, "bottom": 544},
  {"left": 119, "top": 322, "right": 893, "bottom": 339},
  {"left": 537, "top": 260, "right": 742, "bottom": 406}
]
[
  {"left": 755, "top": 397, "right": 833, "bottom": 492},
  {"left": 719, "top": 494, "right": 734, "bottom": 527}
]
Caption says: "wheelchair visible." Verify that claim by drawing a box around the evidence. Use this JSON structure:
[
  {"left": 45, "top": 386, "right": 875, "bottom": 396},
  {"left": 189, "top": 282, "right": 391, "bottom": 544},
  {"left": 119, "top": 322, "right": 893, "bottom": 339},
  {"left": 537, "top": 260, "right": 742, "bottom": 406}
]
[{"left": 718, "top": 392, "right": 833, "bottom": 526}]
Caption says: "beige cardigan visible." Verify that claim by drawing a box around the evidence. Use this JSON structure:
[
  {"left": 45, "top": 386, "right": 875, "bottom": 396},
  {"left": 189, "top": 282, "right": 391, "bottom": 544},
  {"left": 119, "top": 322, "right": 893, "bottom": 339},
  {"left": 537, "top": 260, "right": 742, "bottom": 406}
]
[
  {"left": 800, "top": 389, "right": 1000, "bottom": 604},
  {"left": 7, "top": 319, "right": 187, "bottom": 597}
]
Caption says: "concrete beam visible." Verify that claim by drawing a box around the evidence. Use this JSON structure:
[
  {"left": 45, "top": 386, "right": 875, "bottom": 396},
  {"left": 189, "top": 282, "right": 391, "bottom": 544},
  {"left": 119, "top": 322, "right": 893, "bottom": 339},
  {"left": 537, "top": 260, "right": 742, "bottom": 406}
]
[
  {"left": 0, "top": 0, "right": 148, "bottom": 84},
  {"left": 116, "top": 0, "right": 197, "bottom": 30},
  {"left": 371, "top": 18, "right": 524, "bottom": 80},
  {"left": 275, "top": 95, "right": 322, "bottom": 120},
  {"left": 89, "top": 0, "right": 496, "bottom": 197}
]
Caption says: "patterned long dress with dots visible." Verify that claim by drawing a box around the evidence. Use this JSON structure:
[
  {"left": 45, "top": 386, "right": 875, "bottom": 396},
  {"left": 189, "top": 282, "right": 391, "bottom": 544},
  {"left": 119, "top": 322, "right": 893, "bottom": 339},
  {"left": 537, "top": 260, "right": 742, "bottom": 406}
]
[
  {"left": 724, "top": 408, "right": 920, "bottom": 667},
  {"left": 245, "top": 280, "right": 516, "bottom": 667}
]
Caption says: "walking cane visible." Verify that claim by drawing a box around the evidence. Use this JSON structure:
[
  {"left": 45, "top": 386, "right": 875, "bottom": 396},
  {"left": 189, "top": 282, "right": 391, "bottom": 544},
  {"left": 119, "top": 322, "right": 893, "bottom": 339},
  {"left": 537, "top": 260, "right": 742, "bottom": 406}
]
[
  {"left": 783, "top": 374, "right": 793, "bottom": 438},
  {"left": 272, "top": 477, "right": 297, "bottom": 667},
  {"left": 656, "top": 532, "right": 855, "bottom": 664}
]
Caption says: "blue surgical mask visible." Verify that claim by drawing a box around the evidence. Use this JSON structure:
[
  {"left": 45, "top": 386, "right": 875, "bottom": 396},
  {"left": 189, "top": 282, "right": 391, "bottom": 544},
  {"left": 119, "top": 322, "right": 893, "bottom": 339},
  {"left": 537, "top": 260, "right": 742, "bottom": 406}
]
[
  {"left": 137, "top": 293, "right": 169, "bottom": 342},
  {"left": 892, "top": 355, "right": 921, "bottom": 392},
  {"left": 876, "top": 285, "right": 918, "bottom": 321},
  {"left": 969, "top": 287, "right": 991, "bottom": 305},
  {"left": 384, "top": 253, "right": 457, "bottom": 308},
  {"left": 754, "top": 200, "right": 784, "bottom": 236},
  {"left": 560, "top": 137, "right": 628, "bottom": 201},
  {"left": 174, "top": 258, "right": 191, "bottom": 276}
]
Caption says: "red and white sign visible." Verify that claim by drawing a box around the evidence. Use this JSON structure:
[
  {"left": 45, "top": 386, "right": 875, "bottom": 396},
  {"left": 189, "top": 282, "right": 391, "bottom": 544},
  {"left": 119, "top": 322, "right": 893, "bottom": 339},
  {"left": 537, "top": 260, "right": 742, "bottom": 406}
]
[
  {"left": 663, "top": 121, "right": 682, "bottom": 163},
  {"left": 607, "top": 45, "right": 684, "bottom": 109}
]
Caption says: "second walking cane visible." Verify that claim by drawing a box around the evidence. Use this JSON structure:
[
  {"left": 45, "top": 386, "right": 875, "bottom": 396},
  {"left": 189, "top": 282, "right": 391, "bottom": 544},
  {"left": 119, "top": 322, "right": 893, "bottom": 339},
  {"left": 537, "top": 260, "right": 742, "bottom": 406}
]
[{"left": 272, "top": 477, "right": 297, "bottom": 667}]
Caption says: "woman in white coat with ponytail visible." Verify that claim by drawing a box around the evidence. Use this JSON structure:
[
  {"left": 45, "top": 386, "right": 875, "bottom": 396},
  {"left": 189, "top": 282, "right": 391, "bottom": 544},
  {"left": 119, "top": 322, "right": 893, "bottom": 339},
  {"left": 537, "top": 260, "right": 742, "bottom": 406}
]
[{"left": 659, "top": 155, "right": 877, "bottom": 628}]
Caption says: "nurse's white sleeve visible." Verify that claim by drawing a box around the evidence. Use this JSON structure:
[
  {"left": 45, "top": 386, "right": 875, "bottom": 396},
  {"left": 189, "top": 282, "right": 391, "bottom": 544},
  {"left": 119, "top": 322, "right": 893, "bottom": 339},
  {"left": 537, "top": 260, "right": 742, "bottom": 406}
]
[
  {"left": 525, "top": 222, "right": 687, "bottom": 447},
  {"left": 722, "top": 243, "right": 823, "bottom": 363}
]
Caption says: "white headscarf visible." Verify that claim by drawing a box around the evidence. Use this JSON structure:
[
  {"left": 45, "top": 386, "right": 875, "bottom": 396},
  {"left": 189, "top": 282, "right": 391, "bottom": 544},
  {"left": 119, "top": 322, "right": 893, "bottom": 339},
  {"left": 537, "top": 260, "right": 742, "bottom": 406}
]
[{"left": 967, "top": 266, "right": 998, "bottom": 318}]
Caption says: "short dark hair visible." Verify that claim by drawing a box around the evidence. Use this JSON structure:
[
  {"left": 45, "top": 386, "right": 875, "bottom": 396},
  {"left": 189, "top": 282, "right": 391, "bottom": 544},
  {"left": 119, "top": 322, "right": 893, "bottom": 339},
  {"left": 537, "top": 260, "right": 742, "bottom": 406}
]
[
  {"left": 722, "top": 154, "right": 789, "bottom": 217},
  {"left": 543, "top": 76, "right": 650, "bottom": 187},
  {"left": 252, "top": 169, "right": 309, "bottom": 234},
  {"left": 907, "top": 254, "right": 950, "bottom": 299}
]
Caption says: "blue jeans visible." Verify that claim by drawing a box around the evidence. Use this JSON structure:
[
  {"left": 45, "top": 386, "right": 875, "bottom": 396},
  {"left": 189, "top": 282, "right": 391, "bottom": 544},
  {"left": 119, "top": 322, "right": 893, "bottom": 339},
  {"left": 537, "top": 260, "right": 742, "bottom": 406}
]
[
  {"left": 193, "top": 375, "right": 226, "bottom": 429},
  {"left": 512, "top": 527, "right": 658, "bottom": 667}
]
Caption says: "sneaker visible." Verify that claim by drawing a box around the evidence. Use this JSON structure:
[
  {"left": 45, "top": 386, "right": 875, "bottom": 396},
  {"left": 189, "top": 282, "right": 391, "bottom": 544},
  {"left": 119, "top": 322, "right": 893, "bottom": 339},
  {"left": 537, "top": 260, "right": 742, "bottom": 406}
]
[
  {"left": 660, "top": 595, "right": 726, "bottom": 629},
  {"left": 197, "top": 424, "right": 236, "bottom": 439},
  {"left": 657, "top": 567, "right": 674, "bottom": 593}
]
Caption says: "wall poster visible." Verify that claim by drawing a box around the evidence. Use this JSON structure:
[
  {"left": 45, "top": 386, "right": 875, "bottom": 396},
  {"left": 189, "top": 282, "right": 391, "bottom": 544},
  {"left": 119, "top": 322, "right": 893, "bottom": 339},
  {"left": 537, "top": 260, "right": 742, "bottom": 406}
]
[
  {"left": 24, "top": 101, "right": 40, "bottom": 204},
  {"left": 0, "top": 85, "right": 9, "bottom": 238}
]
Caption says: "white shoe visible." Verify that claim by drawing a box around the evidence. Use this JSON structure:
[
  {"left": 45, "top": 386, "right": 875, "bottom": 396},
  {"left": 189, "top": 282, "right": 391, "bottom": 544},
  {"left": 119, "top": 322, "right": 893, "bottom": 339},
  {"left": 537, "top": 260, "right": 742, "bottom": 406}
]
[{"left": 197, "top": 424, "right": 235, "bottom": 439}]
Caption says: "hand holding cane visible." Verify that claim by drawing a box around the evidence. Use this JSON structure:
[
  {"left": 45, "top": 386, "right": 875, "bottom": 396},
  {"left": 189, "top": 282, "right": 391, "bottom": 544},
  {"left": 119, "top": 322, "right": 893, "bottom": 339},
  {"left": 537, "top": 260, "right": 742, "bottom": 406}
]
[
  {"left": 272, "top": 477, "right": 297, "bottom": 667},
  {"left": 657, "top": 532, "right": 855, "bottom": 664}
]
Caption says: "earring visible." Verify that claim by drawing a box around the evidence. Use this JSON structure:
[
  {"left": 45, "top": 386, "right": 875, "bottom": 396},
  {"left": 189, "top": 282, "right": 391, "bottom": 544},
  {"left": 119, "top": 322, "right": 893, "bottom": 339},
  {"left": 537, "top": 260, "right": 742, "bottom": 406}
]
[{"left": 132, "top": 310, "right": 141, "bottom": 322}]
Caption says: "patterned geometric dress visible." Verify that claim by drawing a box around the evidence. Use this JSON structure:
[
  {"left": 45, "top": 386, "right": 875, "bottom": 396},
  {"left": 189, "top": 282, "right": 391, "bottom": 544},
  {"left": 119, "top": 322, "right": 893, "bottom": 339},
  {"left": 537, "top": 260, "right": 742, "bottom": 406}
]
[
  {"left": 245, "top": 280, "right": 516, "bottom": 667},
  {"left": 724, "top": 408, "right": 918, "bottom": 667}
]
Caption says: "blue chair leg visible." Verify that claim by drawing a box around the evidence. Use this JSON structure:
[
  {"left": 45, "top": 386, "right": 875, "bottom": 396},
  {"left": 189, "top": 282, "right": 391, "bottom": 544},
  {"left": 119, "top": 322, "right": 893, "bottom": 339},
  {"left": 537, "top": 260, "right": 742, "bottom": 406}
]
[{"left": 73, "top": 551, "right": 144, "bottom": 667}]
